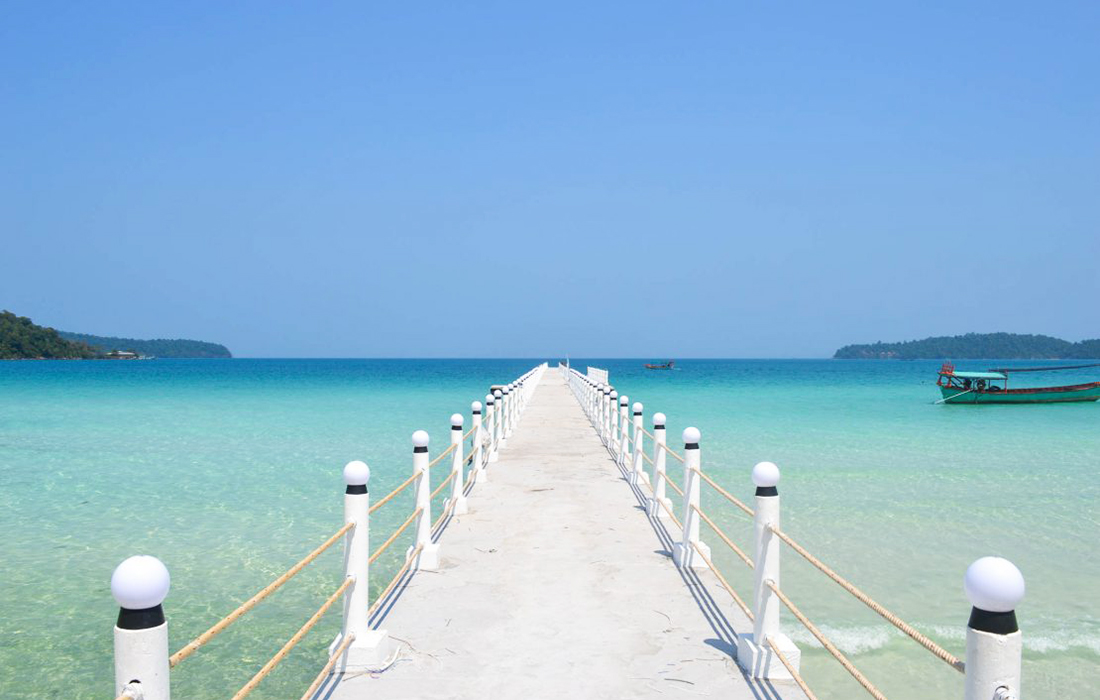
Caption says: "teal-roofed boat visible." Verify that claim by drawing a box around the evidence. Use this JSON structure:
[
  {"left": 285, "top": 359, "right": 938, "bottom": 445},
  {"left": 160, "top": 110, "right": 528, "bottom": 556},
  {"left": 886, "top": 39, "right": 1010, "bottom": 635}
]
[{"left": 936, "top": 362, "right": 1100, "bottom": 404}]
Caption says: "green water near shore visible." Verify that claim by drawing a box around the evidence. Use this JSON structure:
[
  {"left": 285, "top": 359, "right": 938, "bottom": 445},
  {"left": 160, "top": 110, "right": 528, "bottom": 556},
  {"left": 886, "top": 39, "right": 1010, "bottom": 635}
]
[{"left": 1, "top": 359, "right": 1096, "bottom": 699}]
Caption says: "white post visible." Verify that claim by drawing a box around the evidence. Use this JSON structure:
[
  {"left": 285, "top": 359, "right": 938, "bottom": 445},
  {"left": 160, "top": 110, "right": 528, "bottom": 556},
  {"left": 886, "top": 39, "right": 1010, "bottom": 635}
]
[
  {"left": 446, "top": 414, "right": 468, "bottom": 515},
  {"left": 964, "top": 557, "right": 1025, "bottom": 700},
  {"left": 406, "top": 430, "right": 440, "bottom": 570},
  {"left": 630, "top": 402, "right": 646, "bottom": 485},
  {"left": 499, "top": 387, "right": 510, "bottom": 446},
  {"left": 618, "top": 395, "right": 630, "bottom": 467},
  {"left": 333, "top": 460, "right": 390, "bottom": 669},
  {"left": 608, "top": 390, "right": 619, "bottom": 454},
  {"left": 601, "top": 387, "right": 611, "bottom": 443},
  {"left": 489, "top": 390, "right": 502, "bottom": 462},
  {"left": 646, "top": 412, "right": 672, "bottom": 517},
  {"left": 672, "top": 427, "right": 710, "bottom": 569},
  {"left": 111, "top": 556, "right": 171, "bottom": 700},
  {"left": 471, "top": 401, "right": 487, "bottom": 483},
  {"left": 737, "top": 461, "right": 800, "bottom": 679},
  {"left": 507, "top": 383, "right": 517, "bottom": 435}
]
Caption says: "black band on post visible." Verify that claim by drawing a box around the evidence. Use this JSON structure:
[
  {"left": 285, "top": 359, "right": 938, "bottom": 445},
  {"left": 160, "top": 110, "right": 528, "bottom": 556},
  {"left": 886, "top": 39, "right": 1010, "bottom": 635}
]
[
  {"left": 414, "top": 446, "right": 428, "bottom": 453},
  {"left": 345, "top": 484, "right": 367, "bottom": 495},
  {"left": 968, "top": 608, "right": 1018, "bottom": 635},
  {"left": 755, "top": 486, "right": 778, "bottom": 497},
  {"left": 452, "top": 425, "right": 462, "bottom": 430},
  {"left": 473, "top": 410, "right": 481, "bottom": 415},
  {"left": 654, "top": 424, "right": 665, "bottom": 430},
  {"left": 684, "top": 443, "right": 699, "bottom": 450},
  {"left": 633, "top": 411, "right": 642, "bottom": 416},
  {"left": 117, "top": 604, "right": 165, "bottom": 630}
]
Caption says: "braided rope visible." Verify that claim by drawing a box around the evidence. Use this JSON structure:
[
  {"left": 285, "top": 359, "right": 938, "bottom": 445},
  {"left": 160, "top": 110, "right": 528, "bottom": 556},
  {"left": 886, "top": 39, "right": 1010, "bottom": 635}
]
[
  {"left": 430, "top": 471, "right": 456, "bottom": 501},
  {"left": 427, "top": 443, "right": 457, "bottom": 470},
  {"left": 766, "top": 637, "right": 820, "bottom": 700},
  {"left": 169, "top": 521, "right": 354, "bottom": 666},
  {"left": 691, "top": 504, "right": 753, "bottom": 568},
  {"left": 369, "top": 472, "right": 420, "bottom": 514},
  {"left": 369, "top": 507, "right": 422, "bottom": 565},
  {"left": 766, "top": 580, "right": 890, "bottom": 700},
  {"left": 229, "top": 576, "right": 353, "bottom": 700},
  {"left": 369, "top": 544, "right": 422, "bottom": 616},
  {"left": 298, "top": 631, "right": 355, "bottom": 700},
  {"left": 691, "top": 541, "right": 753, "bottom": 619},
  {"left": 769, "top": 525, "right": 964, "bottom": 672},
  {"left": 693, "top": 469, "right": 754, "bottom": 516}
]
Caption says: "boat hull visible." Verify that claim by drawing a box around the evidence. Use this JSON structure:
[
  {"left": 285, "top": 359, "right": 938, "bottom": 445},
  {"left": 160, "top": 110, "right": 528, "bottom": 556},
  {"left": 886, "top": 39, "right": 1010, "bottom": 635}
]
[{"left": 939, "top": 382, "right": 1100, "bottom": 404}]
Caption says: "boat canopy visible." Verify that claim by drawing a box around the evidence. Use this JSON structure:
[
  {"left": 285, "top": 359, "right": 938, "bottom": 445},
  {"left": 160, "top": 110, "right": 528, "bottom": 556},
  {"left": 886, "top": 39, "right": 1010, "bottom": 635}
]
[{"left": 942, "top": 370, "right": 1007, "bottom": 380}]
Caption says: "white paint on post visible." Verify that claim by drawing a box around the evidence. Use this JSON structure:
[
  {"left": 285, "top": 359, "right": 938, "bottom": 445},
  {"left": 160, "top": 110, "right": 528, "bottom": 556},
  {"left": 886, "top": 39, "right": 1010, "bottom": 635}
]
[
  {"left": 964, "top": 557, "right": 1025, "bottom": 700},
  {"left": 111, "top": 556, "right": 171, "bottom": 700},
  {"left": 647, "top": 413, "right": 672, "bottom": 518},
  {"left": 333, "top": 460, "right": 390, "bottom": 670},
  {"left": 737, "top": 461, "right": 800, "bottom": 679},
  {"left": 472, "top": 401, "right": 487, "bottom": 483},
  {"left": 631, "top": 402, "right": 646, "bottom": 485},
  {"left": 608, "top": 390, "right": 619, "bottom": 455},
  {"left": 618, "top": 395, "right": 630, "bottom": 467},
  {"left": 671, "top": 427, "right": 710, "bottom": 569},
  {"left": 447, "top": 414, "right": 468, "bottom": 515},
  {"left": 499, "top": 387, "right": 510, "bottom": 447},
  {"left": 406, "top": 430, "right": 440, "bottom": 570},
  {"left": 489, "top": 390, "right": 503, "bottom": 463}
]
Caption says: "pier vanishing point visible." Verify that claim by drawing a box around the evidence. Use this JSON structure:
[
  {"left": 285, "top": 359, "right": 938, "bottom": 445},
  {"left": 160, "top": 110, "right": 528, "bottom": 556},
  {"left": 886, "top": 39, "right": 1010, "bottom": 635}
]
[{"left": 109, "top": 364, "right": 1028, "bottom": 700}]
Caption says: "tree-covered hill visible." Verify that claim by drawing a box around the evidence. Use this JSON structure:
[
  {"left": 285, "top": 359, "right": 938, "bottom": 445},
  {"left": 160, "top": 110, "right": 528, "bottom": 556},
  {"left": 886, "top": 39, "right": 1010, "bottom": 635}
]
[
  {"left": 834, "top": 332, "right": 1100, "bottom": 359},
  {"left": 58, "top": 331, "right": 232, "bottom": 358},
  {"left": 0, "top": 311, "right": 99, "bottom": 359}
]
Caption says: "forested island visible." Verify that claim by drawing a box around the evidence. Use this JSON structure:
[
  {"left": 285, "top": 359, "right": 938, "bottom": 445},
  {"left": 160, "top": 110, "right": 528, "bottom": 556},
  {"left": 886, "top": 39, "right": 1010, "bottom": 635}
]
[
  {"left": 0, "top": 311, "right": 232, "bottom": 359},
  {"left": 59, "top": 331, "right": 232, "bottom": 359},
  {"left": 835, "top": 332, "right": 1100, "bottom": 360}
]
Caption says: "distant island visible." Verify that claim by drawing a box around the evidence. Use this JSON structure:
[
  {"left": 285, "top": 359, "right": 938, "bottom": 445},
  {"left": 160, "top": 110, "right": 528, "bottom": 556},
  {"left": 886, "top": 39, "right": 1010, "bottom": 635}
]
[
  {"left": 0, "top": 311, "right": 232, "bottom": 360},
  {"left": 835, "top": 332, "right": 1100, "bottom": 360},
  {"left": 59, "top": 331, "right": 232, "bottom": 359}
]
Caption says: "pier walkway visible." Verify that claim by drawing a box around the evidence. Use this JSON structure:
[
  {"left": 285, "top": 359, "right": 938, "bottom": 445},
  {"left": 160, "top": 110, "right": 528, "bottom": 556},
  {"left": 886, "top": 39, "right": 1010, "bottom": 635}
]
[{"left": 322, "top": 370, "right": 806, "bottom": 700}]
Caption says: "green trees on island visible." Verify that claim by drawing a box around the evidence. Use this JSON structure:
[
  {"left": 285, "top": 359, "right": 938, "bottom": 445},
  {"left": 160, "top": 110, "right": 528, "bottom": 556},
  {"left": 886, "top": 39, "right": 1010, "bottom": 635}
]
[
  {"left": 0, "top": 311, "right": 232, "bottom": 360},
  {"left": 835, "top": 332, "right": 1100, "bottom": 360},
  {"left": 0, "top": 311, "right": 98, "bottom": 359},
  {"left": 58, "top": 332, "right": 232, "bottom": 358}
]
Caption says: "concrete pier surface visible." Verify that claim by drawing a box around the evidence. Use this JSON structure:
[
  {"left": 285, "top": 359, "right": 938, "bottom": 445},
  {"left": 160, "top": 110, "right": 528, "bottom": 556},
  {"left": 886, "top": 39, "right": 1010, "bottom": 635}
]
[{"left": 321, "top": 371, "right": 807, "bottom": 700}]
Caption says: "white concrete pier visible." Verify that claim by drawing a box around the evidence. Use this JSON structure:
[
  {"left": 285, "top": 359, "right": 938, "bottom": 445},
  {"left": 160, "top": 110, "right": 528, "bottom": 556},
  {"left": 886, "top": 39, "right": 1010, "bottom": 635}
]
[{"left": 321, "top": 370, "right": 808, "bottom": 700}]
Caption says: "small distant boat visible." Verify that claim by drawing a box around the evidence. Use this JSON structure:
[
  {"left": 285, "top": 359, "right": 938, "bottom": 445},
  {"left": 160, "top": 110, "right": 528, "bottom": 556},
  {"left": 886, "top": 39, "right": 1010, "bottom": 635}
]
[
  {"left": 936, "top": 362, "right": 1100, "bottom": 404},
  {"left": 645, "top": 360, "right": 675, "bottom": 370}
]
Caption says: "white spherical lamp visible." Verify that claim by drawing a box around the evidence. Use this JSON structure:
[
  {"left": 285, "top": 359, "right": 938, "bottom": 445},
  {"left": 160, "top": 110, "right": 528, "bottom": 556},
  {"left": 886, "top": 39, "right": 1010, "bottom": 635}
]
[
  {"left": 412, "top": 430, "right": 430, "bottom": 448},
  {"left": 343, "top": 460, "right": 370, "bottom": 486},
  {"left": 752, "top": 461, "right": 780, "bottom": 488},
  {"left": 111, "top": 556, "right": 170, "bottom": 610},
  {"left": 965, "top": 557, "right": 1025, "bottom": 612},
  {"left": 682, "top": 427, "right": 701, "bottom": 444}
]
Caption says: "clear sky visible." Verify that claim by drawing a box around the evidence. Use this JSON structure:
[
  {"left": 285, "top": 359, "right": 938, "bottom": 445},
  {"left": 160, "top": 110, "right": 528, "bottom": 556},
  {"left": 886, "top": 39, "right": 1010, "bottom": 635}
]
[{"left": 2, "top": 2, "right": 1097, "bottom": 357}]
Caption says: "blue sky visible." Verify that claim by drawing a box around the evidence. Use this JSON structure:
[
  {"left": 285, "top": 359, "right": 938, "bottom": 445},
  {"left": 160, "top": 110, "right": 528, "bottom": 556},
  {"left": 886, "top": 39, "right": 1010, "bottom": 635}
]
[{"left": 2, "top": 2, "right": 1097, "bottom": 357}]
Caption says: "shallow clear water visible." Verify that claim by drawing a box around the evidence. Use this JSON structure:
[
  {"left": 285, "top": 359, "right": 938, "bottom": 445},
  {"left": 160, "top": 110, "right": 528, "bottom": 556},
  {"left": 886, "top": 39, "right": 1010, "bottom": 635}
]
[{"left": 1, "top": 359, "right": 1096, "bottom": 699}]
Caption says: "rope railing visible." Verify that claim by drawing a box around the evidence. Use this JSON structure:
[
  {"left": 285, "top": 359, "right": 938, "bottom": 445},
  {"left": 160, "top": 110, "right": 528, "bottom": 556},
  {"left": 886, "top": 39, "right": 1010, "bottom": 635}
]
[
  {"left": 691, "top": 504, "right": 754, "bottom": 568},
  {"left": 664, "top": 475, "right": 684, "bottom": 497},
  {"left": 693, "top": 468, "right": 754, "bottom": 517},
  {"left": 768, "top": 524, "right": 965, "bottom": 673},
  {"left": 430, "top": 470, "right": 455, "bottom": 501},
  {"left": 369, "top": 507, "right": 422, "bottom": 565},
  {"left": 691, "top": 541, "right": 753, "bottom": 619},
  {"left": 369, "top": 543, "right": 422, "bottom": 616},
  {"left": 169, "top": 520, "right": 355, "bottom": 667},
  {"left": 229, "top": 576, "right": 354, "bottom": 700},
  {"left": 297, "top": 631, "right": 355, "bottom": 700},
  {"left": 426, "top": 442, "right": 457, "bottom": 470},
  {"left": 369, "top": 472, "right": 420, "bottom": 515},
  {"left": 766, "top": 580, "right": 890, "bottom": 700},
  {"left": 767, "top": 637, "right": 820, "bottom": 700}
]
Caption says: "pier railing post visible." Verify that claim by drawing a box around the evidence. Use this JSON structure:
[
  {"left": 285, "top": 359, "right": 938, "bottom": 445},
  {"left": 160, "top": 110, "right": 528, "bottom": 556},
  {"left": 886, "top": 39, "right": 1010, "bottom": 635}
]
[
  {"left": 618, "top": 395, "right": 630, "bottom": 467},
  {"left": 608, "top": 390, "right": 618, "bottom": 452},
  {"left": 672, "top": 427, "right": 709, "bottom": 569},
  {"left": 490, "top": 390, "right": 502, "bottom": 462},
  {"left": 630, "top": 402, "right": 646, "bottom": 485},
  {"left": 472, "top": 401, "right": 487, "bottom": 482},
  {"left": 500, "top": 386, "right": 510, "bottom": 446},
  {"left": 601, "top": 387, "right": 611, "bottom": 443},
  {"left": 737, "top": 461, "right": 800, "bottom": 679},
  {"left": 334, "top": 460, "right": 390, "bottom": 669},
  {"left": 964, "top": 557, "right": 1025, "bottom": 700},
  {"left": 406, "top": 430, "right": 440, "bottom": 570},
  {"left": 111, "top": 556, "right": 171, "bottom": 700},
  {"left": 646, "top": 412, "right": 672, "bottom": 517},
  {"left": 447, "top": 414, "right": 468, "bottom": 515}
]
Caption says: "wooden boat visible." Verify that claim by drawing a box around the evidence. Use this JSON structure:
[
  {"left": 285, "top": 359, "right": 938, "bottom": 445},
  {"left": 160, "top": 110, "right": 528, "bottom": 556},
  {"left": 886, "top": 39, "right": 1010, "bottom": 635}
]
[
  {"left": 644, "top": 360, "right": 675, "bottom": 370},
  {"left": 936, "top": 362, "right": 1100, "bottom": 404}
]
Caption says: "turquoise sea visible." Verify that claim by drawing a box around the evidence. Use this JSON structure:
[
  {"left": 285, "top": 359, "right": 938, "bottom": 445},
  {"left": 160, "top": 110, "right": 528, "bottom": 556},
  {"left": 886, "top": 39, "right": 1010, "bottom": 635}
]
[{"left": 1, "top": 359, "right": 1097, "bottom": 700}]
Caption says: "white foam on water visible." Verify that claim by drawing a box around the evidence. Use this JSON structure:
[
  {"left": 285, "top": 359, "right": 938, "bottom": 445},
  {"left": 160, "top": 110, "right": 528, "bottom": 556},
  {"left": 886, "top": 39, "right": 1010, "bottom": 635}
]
[{"left": 789, "top": 623, "right": 1100, "bottom": 657}]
